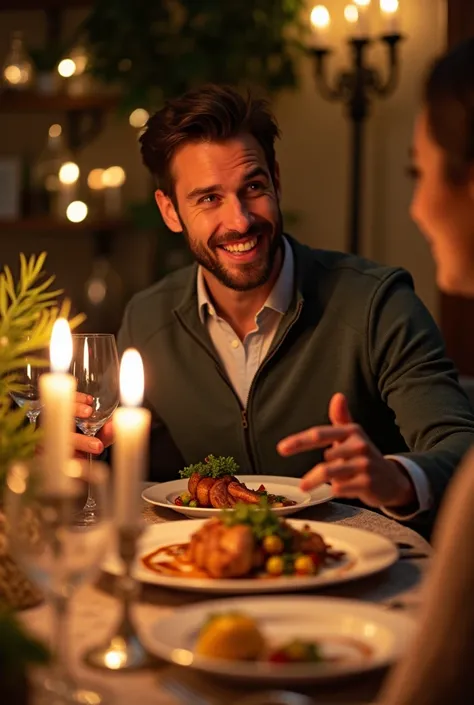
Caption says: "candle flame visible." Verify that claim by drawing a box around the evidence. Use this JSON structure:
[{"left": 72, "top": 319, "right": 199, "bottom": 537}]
[
  {"left": 380, "top": 0, "right": 398, "bottom": 12},
  {"left": 310, "top": 5, "right": 330, "bottom": 30},
  {"left": 50, "top": 319, "right": 72, "bottom": 373},
  {"left": 120, "top": 348, "right": 144, "bottom": 407}
]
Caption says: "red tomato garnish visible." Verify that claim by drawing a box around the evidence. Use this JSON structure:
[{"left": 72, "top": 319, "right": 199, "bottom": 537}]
[
  {"left": 269, "top": 650, "right": 290, "bottom": 663},
  {"left": 175, "top": 497, "right": 183, "bottom": 506},
  {"left": 258, "top": 484, "right": 266, "bottom": 492},
  {"left": 309, "top": 553, "right": 322, "bottom": 569}
]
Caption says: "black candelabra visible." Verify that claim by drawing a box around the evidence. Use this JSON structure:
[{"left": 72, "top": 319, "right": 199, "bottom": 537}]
[{"left": 310, "top": 33, "right": 404, "bottom": 255}]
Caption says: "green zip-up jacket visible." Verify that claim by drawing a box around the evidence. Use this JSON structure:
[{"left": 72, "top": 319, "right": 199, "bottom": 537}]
[{"left": 116, "top": 236, "right": 474, "bottom": 531}]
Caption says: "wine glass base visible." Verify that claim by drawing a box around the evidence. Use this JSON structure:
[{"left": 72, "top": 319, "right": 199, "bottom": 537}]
[
  {"left": 39, "top": 675, "right": 107, "bottom": 705},
  {"left": 84, "top": 634, "right": 156, "bottom": 671}
]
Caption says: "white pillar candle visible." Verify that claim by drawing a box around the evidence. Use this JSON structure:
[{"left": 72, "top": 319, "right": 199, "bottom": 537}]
[
  {"left": 39, "top": 318, "right": 76, "bottom": 492},
  {"left": 113, "top": 348, "right": 151, "bottom": 528},
  {"left": 380, "top": 0, "right": 400, "bottom": 34}
]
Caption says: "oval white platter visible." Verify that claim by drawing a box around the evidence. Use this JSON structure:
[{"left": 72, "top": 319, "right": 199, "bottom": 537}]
[
  {"left": 142, "top": 475, "right": 333, "bottom": 518},
  {"left": 102, "top": 518, "right": 398, "bottom": 594},
  {"left": 143, "top": 595, "right": 415, "bottom": 684}
]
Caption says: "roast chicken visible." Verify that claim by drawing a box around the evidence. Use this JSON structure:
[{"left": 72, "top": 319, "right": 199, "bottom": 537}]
[
  {"left": 188, "top": 472, "right": 263, "bottom": 508},
  {"left": 187, "top": 516, "right": 328, "bottom": 579}
]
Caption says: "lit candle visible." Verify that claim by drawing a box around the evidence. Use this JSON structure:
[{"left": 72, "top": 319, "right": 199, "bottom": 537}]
[
  {"left": 309, "top": 5, "right": 331, "bottom": 48},
  {"left": 113, "top": 348, "right": 151, "bottom": 528},
  {"left": 380, "top": 0, "right": 400, "bottom": 34},
  {"left": 354, "top": 0, "right": 371, "bottom": 37},
  {"left": 39, "top": 318, "right": 76, "bottom": 491},
  {"left": 344, "top": 4, "right": 362, "bottom": 38}
]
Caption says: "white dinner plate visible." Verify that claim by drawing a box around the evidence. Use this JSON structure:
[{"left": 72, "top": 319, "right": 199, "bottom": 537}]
[
  {"left": 141, "top": 475, "right": 333, "bottom": 518},
  {"left": 102, "top": 518, "right": 398, "bottom": 594},
  {"left": 143, "top": 595, "right": 415, "bottom": 683}
]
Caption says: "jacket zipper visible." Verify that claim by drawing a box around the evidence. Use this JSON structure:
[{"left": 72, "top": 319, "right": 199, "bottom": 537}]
[
  {"left": 176, "top": 300, "right": 303, "bottom": 473},
  {"left": 244, "top": 300, "right": 304, "bottom": 473}
]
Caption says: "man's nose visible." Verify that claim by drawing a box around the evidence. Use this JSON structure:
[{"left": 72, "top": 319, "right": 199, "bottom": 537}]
[{"left": 223, "top": 196, "right": 253, "bottom": 234}]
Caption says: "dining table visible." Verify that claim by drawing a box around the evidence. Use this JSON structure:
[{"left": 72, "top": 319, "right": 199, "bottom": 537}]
[{"left": 22, "top": 488, "right": 432, "bottom": 705}]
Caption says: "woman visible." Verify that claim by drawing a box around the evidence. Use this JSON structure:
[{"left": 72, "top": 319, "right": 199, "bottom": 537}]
[
  {"left": 380, "top": 36, "right": 474, "bottom": 705},
  {"left": 281, "top": 38, "right": 474, "bottom": 704}
]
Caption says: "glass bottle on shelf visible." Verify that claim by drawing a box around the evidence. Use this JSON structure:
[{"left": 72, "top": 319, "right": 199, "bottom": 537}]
[
  {"left": 31, "top": 124, "right": 76, "bottom": 219},
  {"left": 82, "top": 232, "right": 125, "bottom": 334},
  {"left": 2, "top": 31, "right": 33, "bottom": 91}
]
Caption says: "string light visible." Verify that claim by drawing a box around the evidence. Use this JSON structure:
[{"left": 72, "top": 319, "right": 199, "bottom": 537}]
[
  {"left": 57, "top": 59, "right": 76, "bottom": 78},
  {"left": 66, "top": 201, "right": 88, "bottom": 223},
  {"left": 58, "top": 162, "right": 80, "bottom": 185}
]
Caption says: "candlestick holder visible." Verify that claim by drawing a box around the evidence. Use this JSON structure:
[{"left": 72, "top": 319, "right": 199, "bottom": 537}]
[
  {"left": 309, "top": 33, "right": 404, "bottom": 255},
  {"left": 84, "top": 525, "right": 154, "bottom": 670}
]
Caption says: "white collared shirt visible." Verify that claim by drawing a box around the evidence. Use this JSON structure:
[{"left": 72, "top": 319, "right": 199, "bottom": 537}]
[{"left": 196, "top": 237, "right": 432, "bottom": 519}]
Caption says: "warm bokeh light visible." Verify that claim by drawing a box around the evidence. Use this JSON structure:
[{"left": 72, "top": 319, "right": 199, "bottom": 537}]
[
  {"left": 310, "top": 5, "right": 330, "bottom": 29},
  {"left": 87, "top": 168, "right": 105, "bottom": 190},
  {"left": 3, "top": 65, "right": 22, "bottom": 84},
  {"left": 66, "top": 201, "right": 88, "bottom": 223},
  {"left": 70, "top": 46, "right": 87, "bottom": 75},
  {"left": 380, "top": 0, "right": 399, "bottom": 12},
  {"left": 344, "top": 4, "right": 359, "bottom": 22},
  {"left": 120, "top": 348, "right": 144, "bottom": 407},
  {"left": 57, "top": 58, "right": 76, "bottom": 78},
  {"left": 58, "top": 162, "right": 80, "bottom": 185},
  {"left": 354, "top": 0, "right": 371, "bottom": 6},
  {"left": 102, "top": 166, "right": 126, "bottom": 188},
  {"left": 49, "top": 123, "right": 62, "bottom": 138},
  {"left": 128, "top": 108, "right": 149, "bottom": 128},
  {"left": 50, "top": 319, "right": 72, "bottom": 373}
]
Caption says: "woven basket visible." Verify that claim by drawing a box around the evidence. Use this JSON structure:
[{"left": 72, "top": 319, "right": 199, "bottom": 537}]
[{"left": 0, "top": 509, "right": 43, "bottom": 610}]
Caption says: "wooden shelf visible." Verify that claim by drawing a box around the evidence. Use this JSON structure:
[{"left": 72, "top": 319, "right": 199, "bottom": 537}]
[
  {"left": 0, "top": 217, "right": 129, "bottom": 232},
  {"left": 0, "top": 92, "right": 118, "bottom": 113}
]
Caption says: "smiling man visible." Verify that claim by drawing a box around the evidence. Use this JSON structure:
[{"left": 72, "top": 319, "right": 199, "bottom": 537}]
[{"left": 74, "top": 84, "right": 474, "bottom": 534}]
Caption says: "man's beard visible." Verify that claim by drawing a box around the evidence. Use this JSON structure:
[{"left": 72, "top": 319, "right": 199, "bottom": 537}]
[{"left": 180, "top": 210, "right": 284, "bottom": 292}]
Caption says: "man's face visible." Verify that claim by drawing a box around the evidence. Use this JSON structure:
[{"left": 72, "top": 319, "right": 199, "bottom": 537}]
[{"left": 156, "top": 134, "right": 283, "bottom": 291}]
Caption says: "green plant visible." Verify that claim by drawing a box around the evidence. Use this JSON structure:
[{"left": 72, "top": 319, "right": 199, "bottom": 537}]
[
  {"left": 80, "top": 0, "right": 308, "bottom": 110},
  {"left": 0, "top": 252, "right": 85, "bottom": 488},
  {"left": 0, "top": 609, "right": 49, "bottom": 680}
]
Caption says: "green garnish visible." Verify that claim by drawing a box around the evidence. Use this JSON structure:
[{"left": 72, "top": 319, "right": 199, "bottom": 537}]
[
  {"left": 179, "top": 454, "right": 240, "bottom": 480},
  {"left": 221, "top": 503, "right": 294, "bottom": 545}
]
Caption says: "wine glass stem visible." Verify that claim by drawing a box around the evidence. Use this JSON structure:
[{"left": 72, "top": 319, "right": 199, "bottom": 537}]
[{"left": 52, "top": 593, "right": 73, "bottom": 687}]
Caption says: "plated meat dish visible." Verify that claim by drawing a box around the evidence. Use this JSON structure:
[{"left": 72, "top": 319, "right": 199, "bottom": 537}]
[
  {"left": 142, "top": 504, "right": 347, "bottom": 580},
  {"left": 175, "top": 455, "right": 297, "bottom": 509}
]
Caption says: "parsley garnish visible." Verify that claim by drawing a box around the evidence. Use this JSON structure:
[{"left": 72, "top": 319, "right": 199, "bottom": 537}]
[{"left": 179, "top": 454, "right": 240, "bottom": 479}]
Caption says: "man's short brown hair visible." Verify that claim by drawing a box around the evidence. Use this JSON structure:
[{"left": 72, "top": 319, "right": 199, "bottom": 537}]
[{"left": 139, "top": 84, "right": 280, "bottom": 197}]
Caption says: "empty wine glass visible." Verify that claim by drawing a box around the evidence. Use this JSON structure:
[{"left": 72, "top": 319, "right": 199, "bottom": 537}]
[
  {"left": 71, "top": 334, "right": 119, "bottom": 525},
  {"left": 5, "top": 457, "right": 112, "bottom": 705},
  {"left": 10, "top": 360, "right": 49, "bottom": 425}
]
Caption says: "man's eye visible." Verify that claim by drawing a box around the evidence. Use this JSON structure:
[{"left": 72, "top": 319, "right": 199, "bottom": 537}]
[
  {"left": 406, "top": 165, "right": 421, "bottom": 180},
  {"left": 246, "top": 182, "right": 265, "bottom": 194},
  {"left": 199, "top": 194, "right": 218, "bottom": 204}
]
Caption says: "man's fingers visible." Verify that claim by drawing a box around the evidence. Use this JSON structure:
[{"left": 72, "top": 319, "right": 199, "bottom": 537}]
[
  {"left": 76, "top": 392, "right": 93, "bottom": 405},
  {"left": 72, "top": 433, "right": 104, "bottom": 456},
  {"left": 300, "top": 458, "right": 364, "bottom": 490},
  {"left": 75, "top": 403, "right": 93, "bottom": 419},
  {"left": 278, "top": 424, "right": 359, "bottom": 456},
  {"left": 328, "top": 392, "right": 353, "bottom": 426},
  {"left": 324, "top": 435, "right": 370, "bottom": 462},
  {"left": 97, "top": 419, "right": 114, "bottom": 449},
  {"left": 331, "top": 475, "right": 371, "bottom": 499}
]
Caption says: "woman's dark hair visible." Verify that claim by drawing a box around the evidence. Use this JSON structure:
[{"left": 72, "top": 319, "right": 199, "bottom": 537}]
[
  {"left": 424, "top": 38, "right": 474, "bottom": 185},
  {"left": 139, "top": 84, "right": 280, "bottom": 197}
]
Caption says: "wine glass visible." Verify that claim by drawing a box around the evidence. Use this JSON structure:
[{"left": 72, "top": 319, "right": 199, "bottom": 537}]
[
  {"left": 5, "top": 457, "right": 112, "bottom": 705},
  {"left": 10, "top": 361, "right": 49, "bottom": 426},
  {"left": 71, "top": 334, "right": 119, "bottom": 526}
]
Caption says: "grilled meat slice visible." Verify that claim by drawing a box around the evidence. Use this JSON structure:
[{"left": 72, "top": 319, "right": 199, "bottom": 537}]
[{"left": 227, "top": 481, "right": 261, "bottom": 504}]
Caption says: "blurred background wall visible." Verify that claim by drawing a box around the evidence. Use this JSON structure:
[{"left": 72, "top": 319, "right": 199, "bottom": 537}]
[{"left": 0, "top": 0, "right": 448, "bottom": 334}]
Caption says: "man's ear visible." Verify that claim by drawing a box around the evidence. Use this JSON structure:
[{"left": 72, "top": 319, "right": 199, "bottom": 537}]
[
  {"left": 273, "top": 161, "right": 281, "bottom": 200},
  {"left": 155, "top": 190, "right": 182, "bottom": 233}
]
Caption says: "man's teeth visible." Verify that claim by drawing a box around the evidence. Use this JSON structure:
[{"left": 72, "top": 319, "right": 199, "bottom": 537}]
[{"left": 222, "top": 238, "right": 257, "bottom": 253}]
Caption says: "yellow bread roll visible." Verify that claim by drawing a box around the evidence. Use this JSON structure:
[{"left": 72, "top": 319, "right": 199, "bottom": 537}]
[{"left": 196, "top": 613, "right": 266, "bottom": 660}]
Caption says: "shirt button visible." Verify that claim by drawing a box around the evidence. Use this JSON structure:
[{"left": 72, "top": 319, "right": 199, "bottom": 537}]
[{"left": 231, "top": 339, "right": 239, "bottom": 349}]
